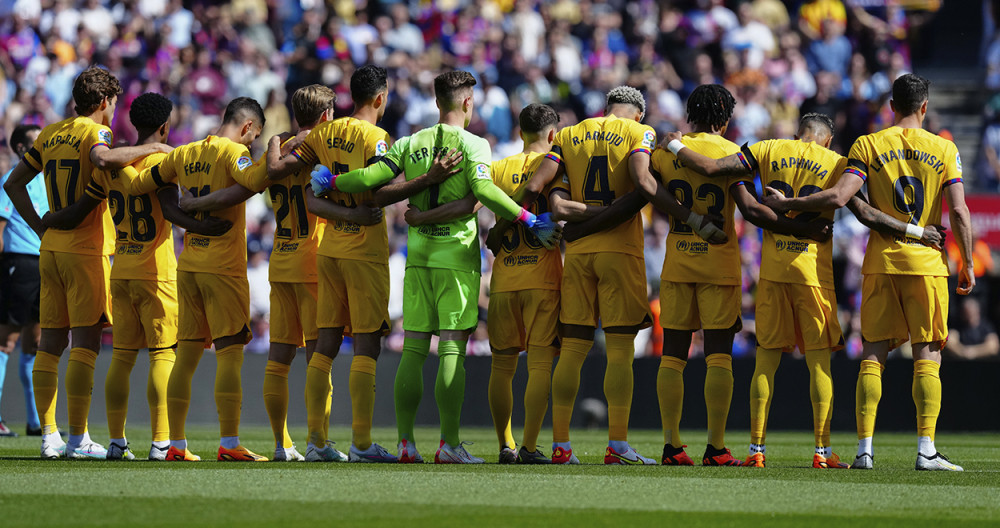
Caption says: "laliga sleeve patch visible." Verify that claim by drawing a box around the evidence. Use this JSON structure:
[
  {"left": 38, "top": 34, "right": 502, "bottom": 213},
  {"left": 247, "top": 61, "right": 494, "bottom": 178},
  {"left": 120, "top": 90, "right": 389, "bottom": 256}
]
[
  {"left": 955, "top": 152, "right": 962, "bottom": 174},
  {"left": 642, "top": 130, "right": 656, "bottom": 149},
  {"left": 98, "top": 129, "right": 113, "bottom": 145},
  {"left": 375, "top": 140, "right": 388, "bottom": 157},
  {"left": 236, "top": 156, "right": 252, "bottom": 171},
  {"left": 475, "top": 163, "right": 490, "bottom": 180}
]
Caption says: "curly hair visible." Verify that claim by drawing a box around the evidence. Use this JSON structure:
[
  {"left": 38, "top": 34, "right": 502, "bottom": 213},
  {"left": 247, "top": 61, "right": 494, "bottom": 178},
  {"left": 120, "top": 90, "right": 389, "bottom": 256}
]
[
  {"left": 606, "top": 85, "right": 645, "bottom": 117},
  {"left": 73, "top": 67, "right": 122, "bottom": 116},
  {"left": 129, "top": 92, "right": 173, "bottom": 131},
  {"left": 685, "top": 84, "right": 736, "bottom": 130}
]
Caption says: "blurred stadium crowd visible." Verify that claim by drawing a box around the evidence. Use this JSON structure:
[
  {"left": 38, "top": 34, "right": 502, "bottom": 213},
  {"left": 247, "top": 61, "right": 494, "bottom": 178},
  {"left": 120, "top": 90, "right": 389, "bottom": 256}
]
[{"left": 0, "top": 0, "right": 997, "bottom": 359}]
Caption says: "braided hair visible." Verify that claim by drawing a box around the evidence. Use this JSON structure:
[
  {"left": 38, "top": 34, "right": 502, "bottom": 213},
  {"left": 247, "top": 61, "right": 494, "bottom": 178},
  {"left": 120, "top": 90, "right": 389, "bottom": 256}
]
[
  {"left": 685, "top": 84, "right": 736, "bottom": 131},
  {"left": 129, "top": 92, "right": 173, "bottom": 132}
]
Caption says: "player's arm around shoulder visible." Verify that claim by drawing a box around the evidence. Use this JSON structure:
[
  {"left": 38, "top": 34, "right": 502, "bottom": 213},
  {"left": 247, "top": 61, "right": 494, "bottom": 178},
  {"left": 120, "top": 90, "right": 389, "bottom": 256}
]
[
  {"left": 90, "top": 126, "right": 171, "bottom": 171},
  {"left": 266, "top": 133, "right": 308, "bottom": 181},
  {"left": 659, "top": 131, "right": 753, "bottom": 178}
]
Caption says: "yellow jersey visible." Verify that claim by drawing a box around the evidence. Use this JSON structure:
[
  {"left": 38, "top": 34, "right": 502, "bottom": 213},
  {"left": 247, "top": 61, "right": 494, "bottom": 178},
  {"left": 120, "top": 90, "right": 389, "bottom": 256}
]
[
  {"left": 129, "top": 135, "right": 265, "bottom": 277},
  {"left": 489, "top": 151, "right": 562, "bottom": 293},
  {"left": 291, "top": 116, "right": 390, "bottom": 263},
  {"left": 546, "top": 114, "right": 656, "bottom": 258},
  {"left": 653, "top": 132, "right": 746, "bottom": 285},
  {"left": 259, "top": 139, "right": 325, "bottom": 283},
  {"left": 85, "top": 152, "right": 176, "bottom": 282},
  {"left": 848, "top": 126, "right": 959, "bottom": 276},
  {"left": 21, "top": 115, "right": 115, "bottom": 256},
  {"left": 741, "top": 139, "right": 846, "bottom": 289}
]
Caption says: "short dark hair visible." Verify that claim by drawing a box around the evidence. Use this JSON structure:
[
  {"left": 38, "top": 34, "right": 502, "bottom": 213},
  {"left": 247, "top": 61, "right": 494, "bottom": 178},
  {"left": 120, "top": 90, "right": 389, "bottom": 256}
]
[
  {"left": 686, "top": 84, "right": 736, "bottom": 130},
  {"left": 222, "top": 96, "right": 265, "bottom": 127},
  {"left": 129, "top": 92, "right": 173, "bottom": 132},
  {"left": 9, "top": 124, "right": 41, "bottom": 154},
  {"left": 73, "top": 66, "right": 122, "bottom": 115},
  {"left": 799, "top": 112, "right": 835, "bottom": 136},
  {"left": 518, "top": 104, "right": 560, "bottom": 135},
  {"left": 434, "top": 71, "right": 477, "bottom": 109},
  {"left": 351, "top": 65, "right": 388, "bottom": 104},
  {"left": 892, "top": 73, "right": 930, "bottom": 116}
]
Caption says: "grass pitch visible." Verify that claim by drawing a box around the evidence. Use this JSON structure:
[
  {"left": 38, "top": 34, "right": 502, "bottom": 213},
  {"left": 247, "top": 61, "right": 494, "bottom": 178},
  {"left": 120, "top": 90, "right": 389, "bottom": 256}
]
[{"left": 1, "top": 426, "right": 998, "bottom": 527}]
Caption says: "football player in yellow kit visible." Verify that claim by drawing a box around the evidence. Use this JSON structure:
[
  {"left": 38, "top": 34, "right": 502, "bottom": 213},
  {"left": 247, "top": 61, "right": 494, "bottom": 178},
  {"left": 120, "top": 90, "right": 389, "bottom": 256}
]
[
  {"left": 763, "top": 74, "right": 975, "bottom": 471},
  {"left": 4, "top": 67, "right": 171, "bottom": 459},
  {"left": 267, "top": 67, "right": 461, "bottom": 462},
  {"left": 124, "top": 97, "right": 270, "bottom": 462},
  {"left": 652, "top": 85, "right": 833, "bottom": 467},
  {"left": 520, "top": 86, "right": 723, "bottom": 465},
  {"left": 667, "top": 112, "right": 946, "bottom": 468},
  {"left": 42, "top": 93, "right": 232, "bottom": 461}
]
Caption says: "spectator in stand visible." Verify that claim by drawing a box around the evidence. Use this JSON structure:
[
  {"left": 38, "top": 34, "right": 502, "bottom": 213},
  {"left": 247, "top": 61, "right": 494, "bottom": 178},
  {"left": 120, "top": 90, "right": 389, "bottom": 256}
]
[
  {"left": 807, "top": 19, "right": 852, "bottom": 77},
  {"left": 946, "top": 298, "right": 1000, "bottom": 360}
]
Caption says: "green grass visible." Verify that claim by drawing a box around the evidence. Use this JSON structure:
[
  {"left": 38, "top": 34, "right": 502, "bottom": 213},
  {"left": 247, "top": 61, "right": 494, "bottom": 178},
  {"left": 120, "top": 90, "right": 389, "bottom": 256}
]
[{"left": 1, "top": 426, "right": 998, "bottom": 527}]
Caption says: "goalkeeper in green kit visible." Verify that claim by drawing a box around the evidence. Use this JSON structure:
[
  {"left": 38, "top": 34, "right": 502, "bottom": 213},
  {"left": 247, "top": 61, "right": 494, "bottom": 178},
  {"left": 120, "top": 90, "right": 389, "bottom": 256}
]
[{"left": 311, "top": 71, "right": 560, "bottom": 464}]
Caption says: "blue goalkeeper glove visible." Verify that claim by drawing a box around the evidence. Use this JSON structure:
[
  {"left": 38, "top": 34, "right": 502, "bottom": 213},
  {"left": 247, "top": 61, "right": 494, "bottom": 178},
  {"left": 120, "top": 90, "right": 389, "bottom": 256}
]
[
  {"left": 517, "top": 210, "right": 562, "bottom": 250},
  {"left": 310, "top": 165, "right": 336, "bottom": 196}
]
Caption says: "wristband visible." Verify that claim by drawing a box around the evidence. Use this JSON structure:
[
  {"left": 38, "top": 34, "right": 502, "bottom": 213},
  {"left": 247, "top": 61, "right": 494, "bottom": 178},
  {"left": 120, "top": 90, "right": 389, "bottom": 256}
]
[
  {"left": 904, "top": 223, "right": 924, "bottom": 240},
  {"left": 686, "top": 210, "right": 704, "bottom": 230},
  {"left": 667, "top": 139, "right": 686, "bottom": 155}
]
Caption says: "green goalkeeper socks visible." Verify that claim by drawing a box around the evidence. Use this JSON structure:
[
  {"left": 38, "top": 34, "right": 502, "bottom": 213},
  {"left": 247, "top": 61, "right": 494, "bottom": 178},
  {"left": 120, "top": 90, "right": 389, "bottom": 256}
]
[
  {"left": 394, "top": 338, "right": 430, "bottom": 443},
  {"left": 436, "top": 340, "right": 467, "bottom": 446}
]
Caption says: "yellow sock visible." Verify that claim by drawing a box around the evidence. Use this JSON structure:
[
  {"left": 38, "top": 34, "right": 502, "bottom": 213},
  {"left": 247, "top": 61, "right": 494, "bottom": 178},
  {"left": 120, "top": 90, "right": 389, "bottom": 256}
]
[
  {"left": 147, "top": 348, "right": 175, "bottom": 443},
  {"left": 856, "top": 359, "right": 883, "bottom": 440},
  {"left": 65, "top": 348, "right": 98, "bottom": 436},
  {"left": 604, "top": 334, "right": 635, "bottom": 442},
  {"left": 214, "top": 344, "right": 243, "bottom": 439},
  {"left": 168, "top": 341, "right": 203, "bottom": 441},
  {"left": 657, "top": 355, "right": 686, "bottom": 446},
  {"left": 263, "top": 360, "right": 292, "bottom": 448},
  {"left": 522, "top": 345, "right": 555, "bottom": 451},
  {"left": 33, "top": 351, "right": 61, "bottom": 435},
  {"left": 704, "top": 353, "right": 733, "bottom": 450},
  {"left": 912, "top": 360, "right": 941, "bottom": 441},
  {"left": 488, "top": 353, "right": 518, "bottom": 449},
  {"left": 749, "top": 348, "right": 781, "bottom": 445},
  {"left": 105, "top": 349, "right": 138, "bottom": 440},
  {"left": 806, "top": 349, "right": 834, "bottom": 448},
  {"left": 551, "top": 338, "right": 591, "bottom": 443},
  {"left": 349, "top": 355, "right": 377, "bottom": 450},
  {"left": 306, "top": 353, "right": 333, "bottom": 446}
]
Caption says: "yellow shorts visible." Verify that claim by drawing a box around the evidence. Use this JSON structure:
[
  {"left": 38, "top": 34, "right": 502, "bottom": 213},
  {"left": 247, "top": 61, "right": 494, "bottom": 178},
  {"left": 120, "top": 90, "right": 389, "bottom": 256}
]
[
  {"left": 177, "top": 271, "right": 250, "bottom": 345},
  {"left": 861, "top": 274, "right": 948, "bottom": 348},
  {"left": 488, "top": 289, "right": 560, "bottom": 352},
  {"left": 659, "top": 280, "right": 741, "bottom": 331},
  {"left": 111, "top": 279, "right": 179, "bottom": 350},
  {"left": 755, "top": 279, "right": 843, "bottom": 352},
  {"left": 317, "top": 256, "right": 389, "bottom": 335},
  {"left": 269, "top": 281, "right": 318, "bottom": 347},
  {"left": 560, "top": 253, "right": 651, "bottom": 329},
  {"left": 39, "top": 250, "right": 111, "bottom": 329}
]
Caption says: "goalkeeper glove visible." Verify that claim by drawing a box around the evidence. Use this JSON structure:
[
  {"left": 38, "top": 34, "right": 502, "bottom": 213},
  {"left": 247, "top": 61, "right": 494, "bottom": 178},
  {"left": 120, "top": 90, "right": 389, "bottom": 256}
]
[
  {"left": 311, "top": 165, "right": 336, "bottom": 196},
  {"left": 517, "top": 209, "right": 562, "bottom": 250}
]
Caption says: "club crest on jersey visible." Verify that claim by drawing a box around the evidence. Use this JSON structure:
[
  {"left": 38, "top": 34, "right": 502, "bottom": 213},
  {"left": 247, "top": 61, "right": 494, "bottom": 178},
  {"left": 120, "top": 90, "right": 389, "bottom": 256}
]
[
  {"left": 642, "top": 130, "right": 655, "bottom": 148},
  {"left": 99, "top": 129, "right": 112, "bottom": 145},
  {"left": 375, "top": 140, "right": 388, "bottom": 157},
  {"left": 475, "top": 163, "right": 490, "bottom": 180},
  {"left": 236, "top": 156, "right": 252, "bottom": 171},
  {"left": 956, "top": 152, "right": 962, "bottom": 173}
]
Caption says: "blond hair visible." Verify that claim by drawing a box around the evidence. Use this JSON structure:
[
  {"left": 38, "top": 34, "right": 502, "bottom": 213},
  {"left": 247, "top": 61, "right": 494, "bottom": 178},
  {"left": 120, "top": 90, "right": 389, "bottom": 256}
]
[{"left": 292, "top": 85, "right": 337, "bottom": 127}]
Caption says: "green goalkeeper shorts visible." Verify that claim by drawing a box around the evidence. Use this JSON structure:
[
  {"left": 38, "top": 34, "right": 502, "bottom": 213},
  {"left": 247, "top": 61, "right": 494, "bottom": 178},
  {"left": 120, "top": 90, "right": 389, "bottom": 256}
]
[{"left": 402, "top": 266, "right": 480, "bottom": 333}]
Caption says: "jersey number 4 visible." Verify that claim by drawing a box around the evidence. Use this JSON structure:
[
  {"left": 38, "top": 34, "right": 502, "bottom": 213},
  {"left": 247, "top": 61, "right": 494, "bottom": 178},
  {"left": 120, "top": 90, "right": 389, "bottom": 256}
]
[{"left": 583, "top": 156, "right": 614, "bottom": 206}]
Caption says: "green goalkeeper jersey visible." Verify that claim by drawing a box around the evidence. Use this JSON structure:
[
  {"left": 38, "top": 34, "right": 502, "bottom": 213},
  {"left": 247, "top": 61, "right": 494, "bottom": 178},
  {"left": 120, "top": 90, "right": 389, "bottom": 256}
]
[{"left": 333, "top": 123, "right": 524, "bottom": 272}]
